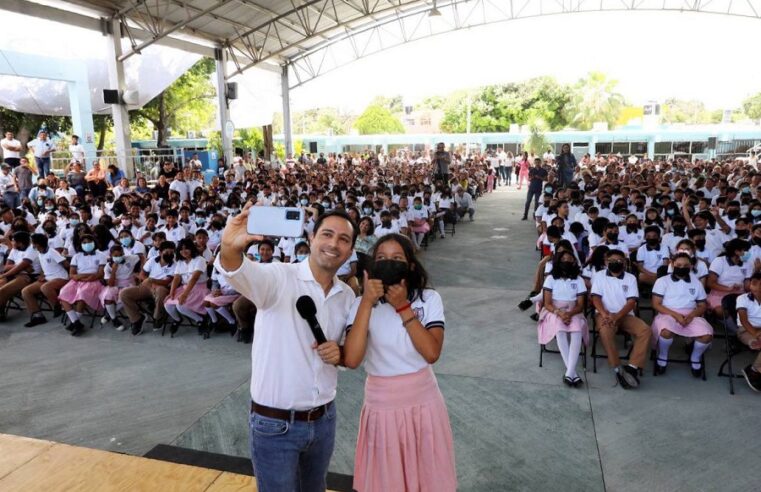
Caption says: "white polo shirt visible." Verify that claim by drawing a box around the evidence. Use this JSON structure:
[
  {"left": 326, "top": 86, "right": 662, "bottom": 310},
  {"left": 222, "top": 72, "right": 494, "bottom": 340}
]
[
  {"left": 104, "top": 255, "right": 140, "bottom": 283},
  {"left": 215, "top": 257, "right": 355, "bottom": 410},
  {"left": 590, "top": 270, "right": 639, "bottom": 314},
  {"left": 375, "top": 222, "right": 400, "bottom": 237},
  {"left": 736, "top": 293, "right": 761, "bottom": 328},
  {"left": 652, "top": 274, "right": 707, "bottom": 310},
  {"left": 144, "top": 257, "right": 176, "bottom": 280},
  {"left": 8, "top": 247, "right": 41, "bottom": 275},
  {"left": 1, "top": 138, "right": 21, "bottom": 158},
  {"left": 336, "top": 251, "right": 358, "bottom": 277},
  {"left": 709, "top": 256, "right": 751, "bottom": 287},
  {"left": 636, "top": 244, "right": 669, "bottom": 273},
  {"left": 542, "top": 275, "right": 587, "bottom": 302},
  {"left": 161, "top": 224, "right": 187, "bottom": 245},
  {"left": 346, "top": 289, "right": 444, "bottom": 377},
  {"left": 37, "top": 248, "right": 68, "bottom": 280},
  {"left": 71, "top": 251, "right": 107, "bottom": 274},
  {"left": 620, "top": 228, "right": 644, "bottom": 250},
  {"left": 174, "top": 256, "right": 208, "bottom": 284}
]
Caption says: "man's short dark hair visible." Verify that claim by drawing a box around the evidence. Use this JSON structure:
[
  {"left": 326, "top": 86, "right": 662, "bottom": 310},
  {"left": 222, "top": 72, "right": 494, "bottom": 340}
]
[{"left": 313, "top": 209, "right": 357, "bottom": 247}]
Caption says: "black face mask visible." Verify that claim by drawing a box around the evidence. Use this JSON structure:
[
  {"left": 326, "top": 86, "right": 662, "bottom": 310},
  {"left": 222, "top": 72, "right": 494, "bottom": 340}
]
[
  {"left": 727, "top": 210, "right": 740, "bottom": 220},
  {"left": 694, "top": 238, "right": 706, "bottom": 248},
  {"left": 608, "top": 262, "right": 624, "bottom": 274},
  {"left": 557, "top": 261, "right": 578, "bottom": 277},
  {"left": 626, "top": 224, "right": 639, "bottom": 232},
  {"left": 673, "top": 226, "right": 686, "bottom": 236},
  {"left": 606, "top": 232, "right": 619, "bottom": 242},
  {"left": 371, "top": 259, "right": 408, "bottom": 286},
  {"left": 161, "top": 252, "right": 174, "bottom": 263},
  {"left": 381, "top": 220, "right": 392, "bottom": 228},
  {"left": 646, "top": 238, "right": 660, "bottom": 247},
  {"left": 43, "top": 227, "right": 56, "bottom": 236},
  {"left": 736, "top": 229, "right": 750, "bottom": 238},
  {"left": 673, "top": 266, "right": 691, "bottom": 278}
]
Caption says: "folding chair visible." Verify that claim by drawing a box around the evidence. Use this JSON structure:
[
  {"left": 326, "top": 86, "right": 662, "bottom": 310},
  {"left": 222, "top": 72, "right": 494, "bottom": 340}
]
[
  {"left": 538, "top": 298, "right": 588, "bottom": 371},
  {"left": 589, "top": 305, "right": 643, "bottom": 375},
  {"left": 716, "top": 294, "right": 751, "bottom": 395}
]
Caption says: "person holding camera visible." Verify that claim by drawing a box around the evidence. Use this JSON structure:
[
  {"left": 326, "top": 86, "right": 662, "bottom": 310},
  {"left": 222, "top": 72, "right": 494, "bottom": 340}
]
[
  {"left": 216, "top": 202, "right": 356, "bottom": 492},
  {"left": 343, "top": 233, "right": 456, "bottom": 492}
]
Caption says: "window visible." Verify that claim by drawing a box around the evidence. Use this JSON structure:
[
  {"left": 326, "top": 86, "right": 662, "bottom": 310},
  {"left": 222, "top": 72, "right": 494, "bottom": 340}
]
[
  {"left": 654, "top": 142, "right": 672, "bottom": 154},
  {"left": 691, "top": 141, "right": 706, "bottom": 154},
  {"left": 673, "top": 142, "right": 690, "bottom": 153},
  {"left": 596, "top": 142, "right": 612, "bottom": 154},
  {"left": 612, "top": 142, "right": 630, "bottom": 154},
  {"left": 504, "top": 143, "right": 519, "bottom": 154},
  {"left": 631, "top": 142, "right": 647, "bottom": 154}
]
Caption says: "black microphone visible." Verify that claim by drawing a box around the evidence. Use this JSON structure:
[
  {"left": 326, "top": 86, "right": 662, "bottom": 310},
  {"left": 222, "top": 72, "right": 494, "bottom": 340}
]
[{"left": 296, "top": 295, "right": 327, "bottom": 344}]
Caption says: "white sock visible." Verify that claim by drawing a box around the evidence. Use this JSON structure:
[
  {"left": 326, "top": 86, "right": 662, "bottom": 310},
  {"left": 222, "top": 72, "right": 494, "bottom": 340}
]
[
  {"left": 657, "top": 336, "right": 673, "bottom": 366},
  {"left": 205, "top": 307, "right": 218, "bottom": 322},
  {"left": 566, "top": 331, "right": 582, "bottom": 379},
  {"left": 438, "top": 220, "right": 445, "bottom": 235},
  {"left": 216, "top": 306, "right": 235, "bottom": 324},
  {"left": 177, "top": 305, "right": 203, "bottom": 323},
  {"left": 691, "top": 341, "right": 711, "bottom": 370},
  {"left": 554, "top": 331, "right": 571, "bottom": 368},
  {"left": 165, "top": 303, "right": 181, "bottom": 321},
  {"left": 105, "top": 303, "right": 117, "bottom": 319},
  {"left": 66, "top": 310, "right": 80, "bottom": 323}
]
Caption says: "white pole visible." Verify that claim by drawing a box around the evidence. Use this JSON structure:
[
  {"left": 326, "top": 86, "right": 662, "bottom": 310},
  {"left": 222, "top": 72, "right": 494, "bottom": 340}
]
[{"left": 466, "top": 91, "right": 472, "bottom": 157}]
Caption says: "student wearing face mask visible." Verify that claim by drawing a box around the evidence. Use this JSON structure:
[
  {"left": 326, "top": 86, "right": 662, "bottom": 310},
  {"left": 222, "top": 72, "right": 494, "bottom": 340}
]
[
  {"left": 99, "top": 245, "right": 140, "bottom": 331},
  {"left": 706, "top": 238, "right": 753, "bottom": 318},
  {"left": 0, "top": 231, "right": 42, "bottom": 321},
  {"left": 22, "top": 233, "right": 69, "bottom": 326},
  {"left": 291, "top": 241, "right": 310, "bottom": 263},
  {"left": 200, "top": 262, "right": 241, "bottom": 338},
  {"left": 344, "top": 234, "right": 456, "bottom": 492},
  {"left": 670, "top": 239, "right": 709, "bottom": 287},
  {"left": 662, "top": 217, "right": 688, "bottom": 255},
  {"left": 537, "top": 250, "right": 588, "bottom": 387},
  {"left": 375, "top": 210, "right": 399, "bottom": 238},
  {"left": 599, "top": 223, "right": 627, "bottom": 255},
  {"left": 164, "top": 238, "right": 210, "bottom": 336},
  {"left": 117, "top": 230, "right": 146, "bottom": 265},
  {"left": 58, "top": 234, "right": 108, "bottom": 336},
  {"left": 687, "top": 229, "right": 715, "bottom": 267},
  {"left": 651, "top": 252, "right": 713, "bottom": 377},
  {"left": 635, "top": 225, "right": 669, "bottom": 285},
  {"left": 620, "top": 214, "right": 644, "bottom": 253}
]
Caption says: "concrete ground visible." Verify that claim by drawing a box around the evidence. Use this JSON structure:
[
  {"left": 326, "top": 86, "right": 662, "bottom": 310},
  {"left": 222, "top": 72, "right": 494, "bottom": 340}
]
[{"left": 1, "top": 188, "right": 760, "bottom": 491}]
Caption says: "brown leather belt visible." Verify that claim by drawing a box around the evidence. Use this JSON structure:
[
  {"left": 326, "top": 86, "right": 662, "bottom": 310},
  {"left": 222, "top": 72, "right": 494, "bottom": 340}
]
[{"left": 250, "top": 401, "right": 332, "bottom": 422}]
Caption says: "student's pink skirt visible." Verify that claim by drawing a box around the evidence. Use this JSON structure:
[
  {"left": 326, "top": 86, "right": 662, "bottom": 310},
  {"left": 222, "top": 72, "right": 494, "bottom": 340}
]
[
  {"left": 58, "top": 280, "right": 103, "bottom": 310},
  {"left": 411, "top": 222, "right": 430, "bottom": 234},
  {"left": 203, "top": 293, "right": 239, "bottom": 307},
  {"left": 354, "top": 366, "right": 456, "bottom": 492},
  {"left": 537, "top": 300, "right": 589, "bottom": 346},
  {"left": 706, "top": 288, "right": 744, "bottom": 309},
  {"left": 652, "top": 308, "right": 713, "bottom": 340},
  {"left": 98, "top": 278, "right": 134, "bottom": 304},
  {"left": 165, "top": 284, "right": 210, "bottom": 314}
]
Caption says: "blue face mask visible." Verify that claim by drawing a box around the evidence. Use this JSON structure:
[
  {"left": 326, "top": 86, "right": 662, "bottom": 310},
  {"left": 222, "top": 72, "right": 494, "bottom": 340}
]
[
  {"left": 741, "top": 251, "right": 752, "bottom": 262},
  {"left": 82, "top": 242, "right": 95, "bottom": 253},
  {"left": 300, "top": 199, "right": 309, "bottom": 206},
  {"left": 743, "top": 187, "right": 751, "bottom": 194},
  {"left": 752, "top": 210, "right": 761, "bottom": 218},
  {"left": 296, "top": 254, "right": 308, "bottom": 263},
  {"left": 112, "top": 256, "right": 124, "bottom": 264},
  {"left": 254, "top": 253, "right": 261, "bottom": 262},
  {"left": 70, "top": 219, "right": 80, "bottom": 226},
  {"left": 37, "top": 199, "right": 44, "bottom": 206},
  {"left": 120, "top": 237, "right": 133, "bottom": 247},
  {"left": 321, "top": 202, "right": 331, "bottom": 209},
  {"left": 195, "top": 217, "right": 206, "bottom": 225}
]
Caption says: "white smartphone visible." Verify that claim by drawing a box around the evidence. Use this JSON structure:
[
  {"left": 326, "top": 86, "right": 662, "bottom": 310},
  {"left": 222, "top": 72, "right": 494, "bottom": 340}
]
[{"left": 247, "top": 206, "right": 304, "bottom": 238}]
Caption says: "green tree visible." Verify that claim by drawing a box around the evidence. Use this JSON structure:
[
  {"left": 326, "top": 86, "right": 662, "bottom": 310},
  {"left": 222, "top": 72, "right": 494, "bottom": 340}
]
[
  {"left": 0, "top": 107, "right": 71, "bottom": 147},
  {"left": 273, "top": 107, "right": 354, "bottom": 135},
  {"left": 130, "top": 58, "right": 216, "bottom": 147},
  {"left": 742, "top": 92, "right": 761, "bottom": 120},
  {"left": 353, "top": 105, "right": 404, "bottom": 135},
  {"left": 523, "top": 118, "right": 550, "bottom": 155},
  {"left": 564, "top": 72, "right": 625, "bottom": 130},
  {"left": 661, "top": 98, "right": 712, "bottom": 124},
  {"left": 369, "top": 95, "right": 403, "bottom": 114}
]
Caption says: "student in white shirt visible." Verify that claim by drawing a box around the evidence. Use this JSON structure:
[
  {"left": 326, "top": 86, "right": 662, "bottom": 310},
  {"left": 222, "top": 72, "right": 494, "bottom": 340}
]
[
  {"left": 635, "top": 225, "right": 669, "bottom": 285},
  {"left": 590, "top": 249, "right": 651, "bottom": 389},
  {"left": 58, "top": 233, "right": 107, "bottom": 336},
  {"left": 164, "top": 237, "right": 210, "bottom": 335},
  {"left": 408, "top": 196, "right": 431, "bottom": 248},
  {"left": 344, "top": 233, "right": 456, "bottom": 492},
  {"left": 99, "top": 245, "right": 140, "bottom": 331},
  {"left": 538, "top": 250, "right": 589, "bottom": 387},
  {"left": 21, "top": 233, "right": 69, "bottom": 327},
  {"left": 375, "top": 210, "right": 400, "bottom": 237},
  {"left": 651, "top": 252, "right": 713, "bottom": 377},
  {"left": 0, "top": 231, "right": 42, "bottom": 320},
  {"left": 200, "top": 262, "right": 241, "bottom": 338},
  {"left": 735, "top": 272, "right": 761, "bottom": 392},
  {"left": 706, "top": 238, "right": 752, "bottom": 318}
]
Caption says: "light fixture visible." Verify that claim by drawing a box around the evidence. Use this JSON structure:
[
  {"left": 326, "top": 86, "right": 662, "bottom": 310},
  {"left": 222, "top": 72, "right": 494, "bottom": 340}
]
[{"left": 429, "top": 0, "right": 441, "bottom": 17}]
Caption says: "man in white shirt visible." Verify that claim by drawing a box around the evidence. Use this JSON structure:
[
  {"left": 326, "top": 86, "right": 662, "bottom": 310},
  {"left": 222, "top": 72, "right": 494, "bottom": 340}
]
[
  {"left": 1, "top": 131, "right": 22, "bottom": 167},
  {"left": 27, "top": 131, "right": 54, "bottom": 178},
  {"left": 217, "top": 206, "right": 356, "bottom": 492},
  {"left": 454, "top": 187, "right": 475, "bottom": 221},
  {"left": 68, "top": 135, "right": 85, "bottom": 163}
]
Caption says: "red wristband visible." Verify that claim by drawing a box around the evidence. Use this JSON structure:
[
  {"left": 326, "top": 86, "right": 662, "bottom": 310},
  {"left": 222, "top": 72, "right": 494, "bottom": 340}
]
[{"left": 395, "top": 303, "right": 411, "bottom": 313}]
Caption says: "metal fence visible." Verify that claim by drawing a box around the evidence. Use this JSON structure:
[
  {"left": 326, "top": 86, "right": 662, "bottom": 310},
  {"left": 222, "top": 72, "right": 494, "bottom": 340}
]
[{"left": 48, "top": 148, "right": 186, "bottom": 180}]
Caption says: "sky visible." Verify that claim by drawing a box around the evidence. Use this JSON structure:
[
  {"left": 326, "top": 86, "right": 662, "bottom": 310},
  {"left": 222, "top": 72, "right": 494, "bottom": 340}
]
[{"left": 289, "top": 10, "right": 761, "bottom": 113}]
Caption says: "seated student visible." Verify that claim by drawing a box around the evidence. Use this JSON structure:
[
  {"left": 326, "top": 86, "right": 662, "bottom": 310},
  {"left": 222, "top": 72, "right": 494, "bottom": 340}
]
[
  {"left": 291, "top": 241, "right": 310, "bottom": 263},
  {"left": 117, "top": 229, "right": 146, "bottom": 266},
  {"left": 519, "top": 240, "right": 577, "bottom": 315},
  {"left": 160, "top": 209, "right": 186, "bottom": 245},
  {"left": 58, "top": 233, "right": 107, "bottom": 337},
  {"left": 582, "top": 244, "right": 609, "bottom": 290},
  {"left": 0, "top": 231, "right": 42, "bottom": 320},
  {"left": 598, "top": 222, "right": 628, "bottom": 255},
  {"left": 337, "top": 250, "right": 360, "bottom": 295},
  {"left": 669, "top": 239, "right": 709, "bottom": 286},
  {"left": 651, "top": 252, "right": 713, "bottom": 377},
  {"left": 22, "top": 233, "right": 69, "bottom": 327},
  {"left": 194, "top": 229, "right": 213, "bottom": 263},
  {"left": 119, "top": 241, "right": 176, "bottom": 335},
  {"left": 735, "top": 272, "right": 761, "bottom": 392},
  {"left": 663, "top": 216, "right": 688, "bottom": 255},
  {"left": 591, "top": 249, "right": 651, "bottom": 390},
  {"left": 146, "top": 231, "right": 167, "bottom": 260},
  {"left": 537, "top": 250, "right": 588, "bottom": 387},
  {"left": 201, "top": 262, "right": 240, "bottom": 338},
  {"left": 375, "top": 210, "right": 400, "bottom": 238},
  {"left": 164, "top": 238, "right": 210, "bottom": 335},
  {"left": 620, "top": 214, "right": 644, "bottom": 252},
  {"left": 688, "top": 228, "right": 715, "bottom": 267},
  {"left": 635, "top": 225, "right": 669, "bottom": 285},
  {"left": 99, "top": 245, "right": 140, "bottom": 331},
  {"left": 246, "top": 239, "right": 281, "bottom": 263},
  {"left": 409, "top": 196, "right": 431, "bottom": 248},
  {"left": 706, "top": 238, "right": 752, "bottom": 318}
]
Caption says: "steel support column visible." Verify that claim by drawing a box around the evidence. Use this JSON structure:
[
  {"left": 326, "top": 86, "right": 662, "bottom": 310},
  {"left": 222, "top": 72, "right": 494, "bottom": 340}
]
[
  {"left": 215, "top": 48, "right": 233, "bottom": 167},
  {"left": 281, "top": 64, "right": 293, "bottom": 158},
  {"left": 105, "top": 19, "right": 133, "bottom": 175}
]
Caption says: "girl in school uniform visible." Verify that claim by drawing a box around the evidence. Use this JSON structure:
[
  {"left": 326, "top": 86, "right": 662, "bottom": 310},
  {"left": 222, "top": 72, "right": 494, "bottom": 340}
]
[
  {"left": 164, "top": 237, "right": 210, "bottom": 336},
  {"left": 200, "top": 261, "right": 240, "bottom": 338},
  {"left": 706, "top": 238, "right": 752, "bottom": 318},
  {"left": 0, "top": 231, "right": 41, "bottom": 318},
  {"left": 409, "top": 196, "right": 431, "bottom": 249},
  {"left": 537, "top": 250, "right": 589, "bottom": 387},
  {"left": 344, "top": 233, "right": 456, "bottom": 492},
  {"left": 58, "top": 233, "right": 108, "bottom": 337},
  {"left": 651, "top": 252, "right": 713, "bottom": 377},
  {"left": 99, "top": 244, "right": 140, "bottom": 331}
]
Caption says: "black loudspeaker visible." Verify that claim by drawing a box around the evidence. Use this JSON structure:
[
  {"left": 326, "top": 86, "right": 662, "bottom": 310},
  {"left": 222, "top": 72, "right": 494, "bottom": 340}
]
[
  {"left": 309, "top": 141, "right": 318, "bottom": 153},
  {"left": 226, "top": 82, "right": 238, "bottom": 100},
  {"left": 707, "top": 137, "right": 717, "bottom": 150},
  {"left": 103, "top": 89, "right": 120, "bottom": 104}
]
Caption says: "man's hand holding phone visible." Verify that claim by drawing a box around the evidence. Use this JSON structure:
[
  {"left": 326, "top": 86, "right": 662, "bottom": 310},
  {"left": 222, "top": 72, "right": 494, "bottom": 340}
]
[{"left": 220, "top": 201, "right": 263, "bottom": 272}]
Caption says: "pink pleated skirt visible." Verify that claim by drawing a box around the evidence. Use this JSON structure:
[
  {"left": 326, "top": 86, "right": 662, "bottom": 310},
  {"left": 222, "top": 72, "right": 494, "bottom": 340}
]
[
  {"left": 203, "top": 293, "right": 239, "bottom": 307},
  {"left": 706, "top": 288, "right": 743, "bottom": 309},
  {"left": 354, "top": 366, "right": 457, "bottom": 492},
  {"left": 164, "top": 284, "right": 210, "bottom": 314},
  {"left": 652, "top": 308, "right": 713, "bottom": 341},
  {"left": 58, "top": 280, "right": 103, "bottom": 310},
  {"left": 99, "top": 278, "right": 135, "bottom": 304},
  {"left": 537, "top": 299, "right": 589, "bottom": 346}
]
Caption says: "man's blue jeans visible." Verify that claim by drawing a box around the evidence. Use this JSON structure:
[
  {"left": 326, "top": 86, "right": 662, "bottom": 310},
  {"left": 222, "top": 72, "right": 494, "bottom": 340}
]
[
  {"left": 35, "top": 157, "right": 50, "bottom": 178},
  {"left": 249, "top": 402, "right": 336, "bottom": 492}
]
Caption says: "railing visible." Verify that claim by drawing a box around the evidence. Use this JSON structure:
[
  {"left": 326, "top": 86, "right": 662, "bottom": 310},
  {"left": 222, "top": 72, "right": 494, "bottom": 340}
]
[{"left": 47, "top": 148, "right": 186, "bottom": 180}]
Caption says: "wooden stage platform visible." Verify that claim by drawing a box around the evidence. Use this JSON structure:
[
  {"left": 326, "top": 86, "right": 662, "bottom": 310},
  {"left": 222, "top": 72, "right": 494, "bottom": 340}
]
[{"left": 0, "top": 433, "right": 261, "bottom": 491}]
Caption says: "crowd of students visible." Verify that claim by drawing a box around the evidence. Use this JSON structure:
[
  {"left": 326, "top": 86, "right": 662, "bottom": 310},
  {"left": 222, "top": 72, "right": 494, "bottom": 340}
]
[{"left": 519, "top": 151, "right": 761, "bottom": 393}]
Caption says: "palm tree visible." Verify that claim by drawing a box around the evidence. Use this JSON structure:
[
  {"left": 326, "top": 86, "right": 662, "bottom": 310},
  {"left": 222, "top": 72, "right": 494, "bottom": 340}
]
[{"left": 564, "top": 72, "right": 625, "bottom": 130}]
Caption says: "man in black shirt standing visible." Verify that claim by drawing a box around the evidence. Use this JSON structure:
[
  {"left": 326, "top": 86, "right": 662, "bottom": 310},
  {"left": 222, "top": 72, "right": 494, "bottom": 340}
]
[
  {"left": 432, "top": 142, "right": 451, "bottom": 184},
  {"left": 522, "top": 158, "right": 548, "bottom": 220}
]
